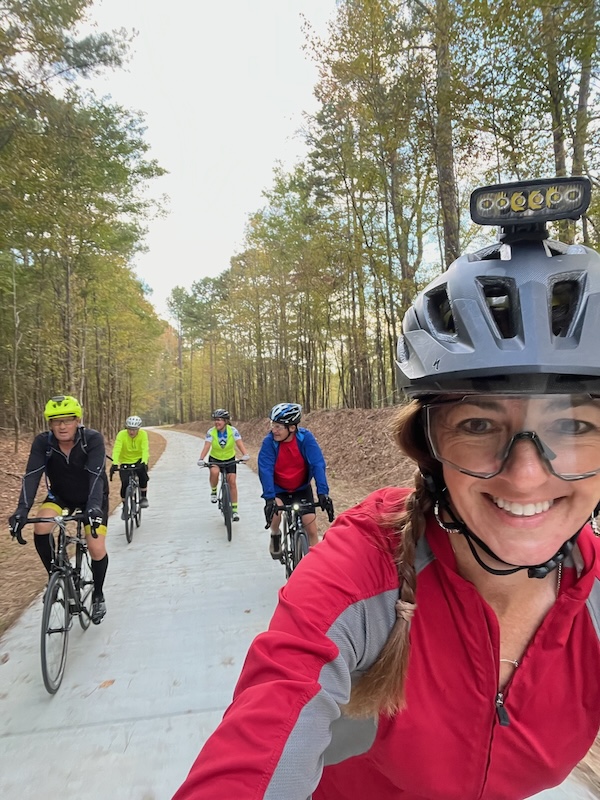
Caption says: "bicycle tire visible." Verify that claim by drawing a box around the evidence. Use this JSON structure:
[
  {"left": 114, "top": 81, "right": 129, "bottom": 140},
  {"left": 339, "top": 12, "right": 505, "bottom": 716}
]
[
  {"left": 41, "top": 572, "right": 70, "bottom": 694},
  {"left": 293, "top": 529, "right": 309, "bottom": 570},
  {"left": 75, "top": 542, "right": 93, "bottom": 630},
  {"left": 134, "top": 481, "right": 142, "bottom": 528},
  {"left": 281, "top": 513, "right": 293, "bottom": 579},
  {"left": 124, "top": 485, "right": 134, "bottom": 543},
  {"left": 221, "top": 480, "right": 233, "bottom": 542}
]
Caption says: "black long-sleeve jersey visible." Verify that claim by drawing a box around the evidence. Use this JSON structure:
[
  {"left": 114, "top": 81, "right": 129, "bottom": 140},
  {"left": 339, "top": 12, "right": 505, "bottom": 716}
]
[{"left": 17, "top": 427, "right": 108, "bottom": 514}]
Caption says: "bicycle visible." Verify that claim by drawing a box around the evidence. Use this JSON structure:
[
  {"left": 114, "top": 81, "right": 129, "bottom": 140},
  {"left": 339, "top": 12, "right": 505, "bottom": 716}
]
[
  {"left": 112, "top": 463, "right": 142, "bottom": 543},
  {"left": 15, "top": 512, "right": 95, "bottom": 694},
  {"left": 200, "top": 459, "right": 245, "bottom": 542},
  {"left": 274, "top": 499, "right": 334, "bottom": 579},
  {"left": 277, "top": 502, "right": 311, "bottom": 578}
]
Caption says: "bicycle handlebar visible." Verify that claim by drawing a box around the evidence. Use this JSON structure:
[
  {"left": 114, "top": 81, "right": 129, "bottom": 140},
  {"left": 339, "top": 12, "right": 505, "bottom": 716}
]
[
  {"left": 22, "top": 515, "right": 87, "bottom": 524},
  {"left": 265, "top": 499, "right": 334, "bottom": 528},
  {"left": 110, "top": 461, "right": 143, "bottom": 481},
  {"left": 199, "top": 459, "right": 247, "bottom": 469},
  {"left": 15, "top": 513, "right": 94, "bottom": 545}
]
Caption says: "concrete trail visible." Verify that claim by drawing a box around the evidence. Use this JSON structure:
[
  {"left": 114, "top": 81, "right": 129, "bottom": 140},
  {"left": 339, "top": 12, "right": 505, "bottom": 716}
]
[
  {"left": 0, "top": 429, "right": 595, "bottom": 799},
  {"left": 0, "top": 428, "right": 284, "bottom": 799}
]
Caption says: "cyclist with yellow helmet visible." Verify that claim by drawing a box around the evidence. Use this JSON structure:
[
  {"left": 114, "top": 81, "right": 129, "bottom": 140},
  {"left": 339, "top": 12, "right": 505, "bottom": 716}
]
[{"left": 8, "top": 395, "right": 109, "bottom": 624}]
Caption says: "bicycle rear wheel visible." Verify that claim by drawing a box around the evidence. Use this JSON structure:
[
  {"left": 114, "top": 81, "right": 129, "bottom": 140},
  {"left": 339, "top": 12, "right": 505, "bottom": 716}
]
[
  {"left": 124, "top": 485, "right": 134, "bottom": 543},
  {"left": 221, "top": 480, "right": 233, "bottom": 542},
  {"left": 75, "top": 543, "right": 93, "bottom": 630},
  {"left": 41, "top": 572, "right": 70, "bottom": 694}
]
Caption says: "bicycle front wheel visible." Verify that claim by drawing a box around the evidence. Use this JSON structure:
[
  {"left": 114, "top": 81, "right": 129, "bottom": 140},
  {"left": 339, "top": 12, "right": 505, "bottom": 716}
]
[
  {"left": 41, "top": 572, "right": 70, "bottom": 694},
  {"left": 281, "top": 514, "right": 293, "bottom": 579},
  {"left": 221, "top": 481, "right": 233, "bottom": 542},
  {"left": 293, "top": 529, "right": 309, "bottom": 571},
  {"left": 134, "top": 482, "right": 142, "bottom": 528},
  {"left": 124, "top": 485, "right": 134, "bottom": 543},
  {"left": 75, "top": 543, "right": 93, "bottom": 630}
]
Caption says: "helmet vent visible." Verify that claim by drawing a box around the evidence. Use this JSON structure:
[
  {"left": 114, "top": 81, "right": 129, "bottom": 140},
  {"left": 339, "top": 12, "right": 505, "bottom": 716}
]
[
  {"left": 550, "top": 279, "right": 582, "bottom": 336},
  {"left": 426, "top": 286, "right": 456, "bottom": 336},
  {"left": 477, "top": 278, "right": 517, "bottom": 338}
]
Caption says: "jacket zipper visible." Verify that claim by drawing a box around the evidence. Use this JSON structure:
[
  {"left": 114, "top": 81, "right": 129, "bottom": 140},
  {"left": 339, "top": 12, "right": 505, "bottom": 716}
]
[{"left": 495, "top": 691, "right": 510, "bottom": 726}]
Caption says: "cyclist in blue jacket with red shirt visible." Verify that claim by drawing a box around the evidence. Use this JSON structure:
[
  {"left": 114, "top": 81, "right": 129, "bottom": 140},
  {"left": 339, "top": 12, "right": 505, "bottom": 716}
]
[{"left": 258, "top": 403, "right": 333, "bottom": 559}]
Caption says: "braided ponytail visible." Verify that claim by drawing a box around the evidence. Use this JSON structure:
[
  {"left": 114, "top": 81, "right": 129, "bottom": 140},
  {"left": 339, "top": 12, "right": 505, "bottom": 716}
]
[{"left": 343, "top": 402, "right": 436, "bottom": 719}]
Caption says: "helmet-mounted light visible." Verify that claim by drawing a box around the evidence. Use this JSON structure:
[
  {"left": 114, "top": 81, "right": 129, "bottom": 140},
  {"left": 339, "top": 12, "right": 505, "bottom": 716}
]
[{"left": 470, "top": 177, "right": 591, "bottom": 243}]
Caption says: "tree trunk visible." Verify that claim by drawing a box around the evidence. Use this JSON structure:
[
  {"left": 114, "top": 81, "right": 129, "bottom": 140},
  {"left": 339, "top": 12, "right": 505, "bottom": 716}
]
[{"left": 433, "top": 0, "right": 460, "bottom": 266}]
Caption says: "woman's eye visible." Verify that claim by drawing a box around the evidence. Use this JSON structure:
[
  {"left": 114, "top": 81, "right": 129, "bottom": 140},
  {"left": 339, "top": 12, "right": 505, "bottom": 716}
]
[
  {"left": 458, "top": 417, "right": 494, "bottom": 434},
  {"left": 550, "top": 418, "right": 592, "bottom": 435}
]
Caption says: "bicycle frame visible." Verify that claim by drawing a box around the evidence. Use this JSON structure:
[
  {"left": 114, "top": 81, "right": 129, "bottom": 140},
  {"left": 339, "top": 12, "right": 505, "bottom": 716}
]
[{"left": 277, "top": 502, "right": 311, "bottom": 579}]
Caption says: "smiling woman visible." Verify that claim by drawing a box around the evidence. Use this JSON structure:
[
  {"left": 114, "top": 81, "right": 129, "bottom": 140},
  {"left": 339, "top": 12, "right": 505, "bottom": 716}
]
[{"left": 172, "top": 178, "right": 600, "bottom": 800}]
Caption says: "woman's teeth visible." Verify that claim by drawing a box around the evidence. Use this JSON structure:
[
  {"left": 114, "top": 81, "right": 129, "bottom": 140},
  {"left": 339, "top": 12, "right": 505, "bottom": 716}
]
[{"left": 493, "top": 497, "right": 554, "bottom": 517}]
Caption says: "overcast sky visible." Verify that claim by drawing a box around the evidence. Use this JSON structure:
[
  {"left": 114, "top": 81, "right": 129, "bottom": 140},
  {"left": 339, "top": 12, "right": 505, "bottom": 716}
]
[{"left": 84, "top": 0, "right": 338, "bottom": 317}]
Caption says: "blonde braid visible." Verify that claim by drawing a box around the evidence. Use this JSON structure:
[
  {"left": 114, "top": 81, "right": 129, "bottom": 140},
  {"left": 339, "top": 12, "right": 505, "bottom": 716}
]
[{"left": 343, "top": 472, "right": 433, "bottom": 719}]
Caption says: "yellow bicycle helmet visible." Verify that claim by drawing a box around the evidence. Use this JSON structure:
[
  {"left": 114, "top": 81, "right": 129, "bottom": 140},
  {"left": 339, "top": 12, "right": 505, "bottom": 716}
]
[{"left": 44, "top": 395, "right": 82, "bottom": 420}]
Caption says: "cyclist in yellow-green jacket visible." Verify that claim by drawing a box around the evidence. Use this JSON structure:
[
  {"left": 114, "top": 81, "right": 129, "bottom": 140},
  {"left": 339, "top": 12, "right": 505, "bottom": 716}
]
[
  {"left": 197, "top": 409, "right": 250, "bottom": 521},
  {"left": 110, "top": 415, "right": 150, "bottom": 519}
]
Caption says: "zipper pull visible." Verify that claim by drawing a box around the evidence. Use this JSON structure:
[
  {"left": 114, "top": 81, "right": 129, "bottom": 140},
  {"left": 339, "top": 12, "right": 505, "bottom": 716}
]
[{"left": 495, "top": 692, "right": 510, "bottom": 726}]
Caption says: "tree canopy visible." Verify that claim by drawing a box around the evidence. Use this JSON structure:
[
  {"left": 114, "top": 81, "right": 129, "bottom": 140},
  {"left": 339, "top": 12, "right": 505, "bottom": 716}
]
[
  {"left": 0, "top": 0, "right": 166, "bottom": 444},
  {"left": 167, "top": 0, "right": 600, "bottom": 422}
]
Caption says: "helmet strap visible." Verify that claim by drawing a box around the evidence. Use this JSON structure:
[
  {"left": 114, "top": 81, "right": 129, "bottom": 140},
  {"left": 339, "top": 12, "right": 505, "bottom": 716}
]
[
  {"left": 422, "top": 470, "right": 580, "bottom": 579},
  {"left": 280, "top": 424, "right": 296, "bottom": 442}
]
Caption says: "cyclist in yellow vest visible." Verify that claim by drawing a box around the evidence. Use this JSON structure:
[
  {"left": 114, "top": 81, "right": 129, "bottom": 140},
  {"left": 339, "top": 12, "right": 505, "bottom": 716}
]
[
  {"left": 110, "top": 415, "right": 150, "bottom": 519},
  {"left": 197, "top": 409, "right": 250, "bottom": 521}
]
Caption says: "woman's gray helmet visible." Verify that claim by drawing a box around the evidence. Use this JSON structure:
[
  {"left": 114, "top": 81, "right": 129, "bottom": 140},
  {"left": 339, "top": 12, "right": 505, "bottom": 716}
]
[{"left": 396, "top": 177, "right": 600, "bottom": 397}]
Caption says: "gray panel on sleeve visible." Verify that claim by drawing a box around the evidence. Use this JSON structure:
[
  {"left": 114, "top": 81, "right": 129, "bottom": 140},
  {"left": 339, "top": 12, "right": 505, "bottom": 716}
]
[{"left": 586, "top": 578, "right": 600, "bottom": 640}]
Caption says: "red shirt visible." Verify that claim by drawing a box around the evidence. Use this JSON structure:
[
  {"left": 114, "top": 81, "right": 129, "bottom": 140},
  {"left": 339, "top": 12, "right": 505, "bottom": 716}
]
[{"left": 273, "top": 436, "right": 308, "bottom": 491}]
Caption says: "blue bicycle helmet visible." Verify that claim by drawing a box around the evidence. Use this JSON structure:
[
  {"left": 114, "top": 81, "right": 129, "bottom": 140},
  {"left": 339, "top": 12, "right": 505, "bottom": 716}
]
[{"left": 270, "top": 403, "right": 302, "bottom": 425}]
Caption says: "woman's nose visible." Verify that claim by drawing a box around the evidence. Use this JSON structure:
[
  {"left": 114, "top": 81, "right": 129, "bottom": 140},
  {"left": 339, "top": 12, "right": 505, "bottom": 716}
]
[{"left": 501, "top": 437, "right": 552, "bottom": 483}]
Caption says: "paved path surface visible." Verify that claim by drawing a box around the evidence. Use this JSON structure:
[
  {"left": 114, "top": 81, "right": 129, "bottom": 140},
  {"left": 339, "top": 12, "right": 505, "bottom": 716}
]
[{"left": 0, "top": 429, "right": 596, "bottom": 799}]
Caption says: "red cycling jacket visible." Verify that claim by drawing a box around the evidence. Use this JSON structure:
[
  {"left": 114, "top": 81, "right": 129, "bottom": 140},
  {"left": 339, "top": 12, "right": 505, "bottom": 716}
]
[{"left": 173, "top": 487, "right": 600, "bottom": 800}]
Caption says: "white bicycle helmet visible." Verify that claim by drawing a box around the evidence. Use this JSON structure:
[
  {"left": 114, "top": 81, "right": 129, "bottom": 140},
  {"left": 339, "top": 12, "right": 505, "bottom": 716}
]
[{"left": 125, "top": 415, "right": 143, "bottom": 429}]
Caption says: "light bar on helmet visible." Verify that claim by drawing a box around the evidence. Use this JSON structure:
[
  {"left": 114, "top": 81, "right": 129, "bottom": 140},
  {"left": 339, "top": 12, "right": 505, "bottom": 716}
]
[{"left": 470, "top": 177, "right": 591, "bottom": 226}]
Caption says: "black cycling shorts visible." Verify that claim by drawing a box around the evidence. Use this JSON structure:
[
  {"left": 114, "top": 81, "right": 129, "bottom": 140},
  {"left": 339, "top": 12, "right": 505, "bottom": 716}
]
[
  {"left": 41, "top": 491, "right": 109, "bottom": 526},
  {"left": 208, "top": 456, "right": 237, "bottom": 475},
  {"left": 275, "top": 486, "right": 315, "bottom": 515}
]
